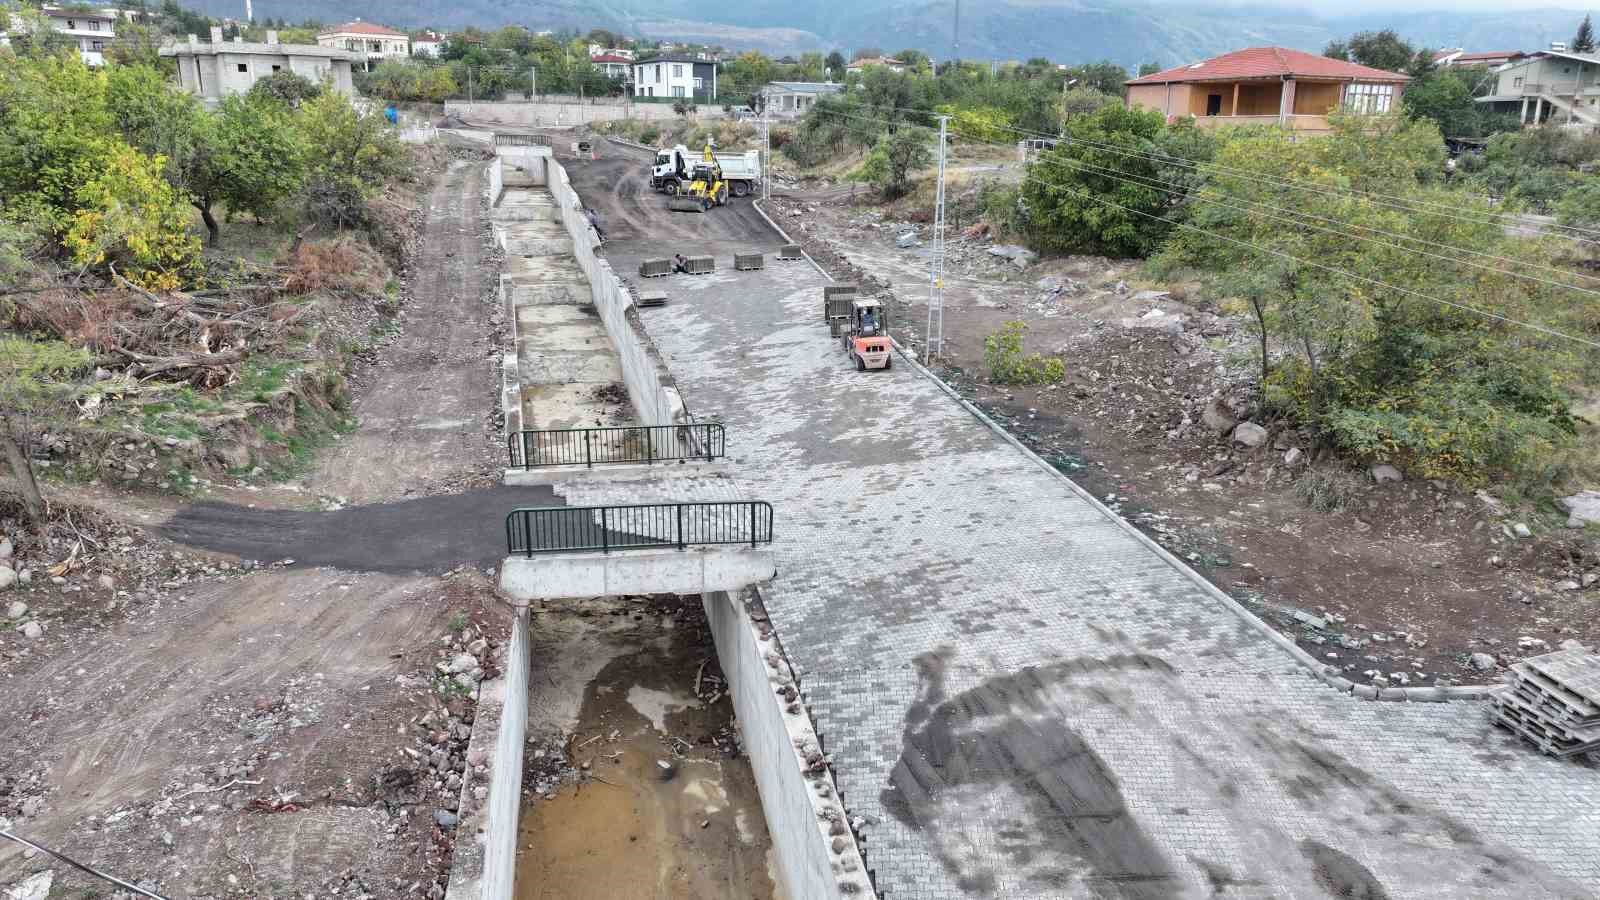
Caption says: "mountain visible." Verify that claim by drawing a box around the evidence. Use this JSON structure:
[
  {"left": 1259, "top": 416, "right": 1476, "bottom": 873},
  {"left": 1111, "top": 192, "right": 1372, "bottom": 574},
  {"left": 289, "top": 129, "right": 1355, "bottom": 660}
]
[{"left": 191, "top": 0, "right": 1596, "bottom": 66}]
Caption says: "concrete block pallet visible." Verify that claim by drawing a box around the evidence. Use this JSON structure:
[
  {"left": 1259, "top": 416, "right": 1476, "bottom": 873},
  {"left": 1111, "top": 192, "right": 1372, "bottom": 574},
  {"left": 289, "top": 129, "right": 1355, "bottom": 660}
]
[
  {"left": 639, "top": 258, "right": 673, "bottom": 278},
  {"left": 776, "top": 244, "right": 803, "bottom": 260},
  {"left": 735, "top": 253, "right": 765, "bottom": 271},
  {"left": 685, "top": 255, "right": 716, "bottom": 275},
  {"left": 1490, "top": 648, "right": 1600, "bottom": 757}
]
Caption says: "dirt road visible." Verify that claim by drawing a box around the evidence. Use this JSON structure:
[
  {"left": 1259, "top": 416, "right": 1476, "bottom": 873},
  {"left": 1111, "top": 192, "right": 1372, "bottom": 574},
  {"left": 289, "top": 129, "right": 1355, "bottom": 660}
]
[
  {"left": 0, "top": 157, "right": 510, "bottom": 899},
  {"left": 308, "top": 159, "right": 504, "bottom": 505},
  {"left": 578, "top": 143, "right": 777, "bottom": 251}
]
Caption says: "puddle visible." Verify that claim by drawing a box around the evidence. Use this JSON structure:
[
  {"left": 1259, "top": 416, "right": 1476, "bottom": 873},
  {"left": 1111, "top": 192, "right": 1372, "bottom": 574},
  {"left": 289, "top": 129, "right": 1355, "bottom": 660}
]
[{"left": 515, "top": 596, "right": 776, "bottom": 900}]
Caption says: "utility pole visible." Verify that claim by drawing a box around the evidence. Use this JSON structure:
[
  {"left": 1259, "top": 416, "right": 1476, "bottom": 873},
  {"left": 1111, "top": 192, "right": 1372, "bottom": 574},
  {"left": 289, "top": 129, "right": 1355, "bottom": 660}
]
[
  {"left": 761, "top": 103, "right": 771, "bottom": 201},
  {"left": 531, "top": 66, "right": 537, "bottom": 100},
  {"left": 926, "top": 115, "right": 949, "bottom": 361},
  {"left": 468, "top": 65, "right": 474, "bottom": 105},
  {"left": 952, "top": 0, "right": 960, "bottom": 68}
]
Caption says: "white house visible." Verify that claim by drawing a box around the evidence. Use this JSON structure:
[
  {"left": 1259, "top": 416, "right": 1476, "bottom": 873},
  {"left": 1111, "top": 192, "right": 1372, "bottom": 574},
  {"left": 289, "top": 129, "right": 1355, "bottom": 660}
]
[
  {"left": 412, "top": 29, "right": 446, "bottom": 58},
  {"left": 0, "top": 5, "right": 122, "bottom": 65},
  {"left": 316, "top": 20, "right": 409, "bottom": 71},
  {"left": 631, "top": 55, "right": 717, "bottom": 102},
  {"left": 162, "top": 27, "right": 356, "bottom": 102},
  {"left": 588, "top": 43, "right": 634, "bottom": 60},
  {"left": 760, "top": 81, "right": 844, "bottom": 118}
]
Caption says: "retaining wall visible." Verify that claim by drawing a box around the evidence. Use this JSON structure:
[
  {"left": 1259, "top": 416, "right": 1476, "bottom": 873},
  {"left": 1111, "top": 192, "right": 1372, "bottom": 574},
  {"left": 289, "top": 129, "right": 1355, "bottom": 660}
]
[
  {"left": 545, "top": 158, "right": 686, "bottom": 428},
  {"left": 446, "top": 99, "right": 726, "bottom": 126},
  {"left": 703, "top": 589, "right": 871, "bottom": 898}
]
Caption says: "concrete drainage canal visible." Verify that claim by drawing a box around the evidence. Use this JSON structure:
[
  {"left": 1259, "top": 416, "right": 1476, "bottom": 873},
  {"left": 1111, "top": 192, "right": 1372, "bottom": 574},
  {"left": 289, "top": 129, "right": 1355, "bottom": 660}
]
[{"left": 515, "top": 593, "right": 777, "bottom": 899}]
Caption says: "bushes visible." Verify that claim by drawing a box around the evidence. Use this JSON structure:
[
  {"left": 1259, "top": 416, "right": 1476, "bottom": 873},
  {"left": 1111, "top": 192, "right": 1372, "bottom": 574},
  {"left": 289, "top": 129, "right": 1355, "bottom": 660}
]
[{"left": 984, "top": 321, "right": 1064, "bottom": 385}]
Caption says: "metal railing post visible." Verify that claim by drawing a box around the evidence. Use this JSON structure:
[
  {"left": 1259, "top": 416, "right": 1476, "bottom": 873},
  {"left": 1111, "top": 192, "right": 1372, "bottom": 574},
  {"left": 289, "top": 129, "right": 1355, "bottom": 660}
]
[
  {"left": 584, "top": 431, "right": 592, "bottom": 469},
  {"left": 677, "top": 504, "right": 686, "bottom": 550},
  {"left": 749, "top": 502, "right": 757, "bottom": 548},
  {"left": 599, "top": 507, "right": 609, "bottom": 554}
]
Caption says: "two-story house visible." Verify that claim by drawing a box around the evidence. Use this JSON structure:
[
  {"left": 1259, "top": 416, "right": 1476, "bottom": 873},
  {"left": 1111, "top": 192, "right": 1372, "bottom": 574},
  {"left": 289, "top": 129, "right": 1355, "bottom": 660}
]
[
  {"left": 316, "top": 20, "right": 409, "bottom": 72},
  {"left": 631, "top": 55, "right": 717, "bottom": 102},
  {"left": 846, "top": 56, "right": 905, "bottom": 74},
  {"left": 0, "top": 5, "right": 122, "bottom": 65},
  {"left": 1125, "top": 46, "right": 1409, "bottom": 136},
  {"left": 1477, "top": 47, "right": 1600, "bottom": 129}
]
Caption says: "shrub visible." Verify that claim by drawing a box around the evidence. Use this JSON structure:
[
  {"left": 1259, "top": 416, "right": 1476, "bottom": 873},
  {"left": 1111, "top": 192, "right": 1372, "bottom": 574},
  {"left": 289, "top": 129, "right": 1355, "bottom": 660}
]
[
  {"left": 984, "top": 321, "right": 1064, "bottom": 385},
  {"left": 1292, "top": 466, "right": 1366, "bottom": 512}
]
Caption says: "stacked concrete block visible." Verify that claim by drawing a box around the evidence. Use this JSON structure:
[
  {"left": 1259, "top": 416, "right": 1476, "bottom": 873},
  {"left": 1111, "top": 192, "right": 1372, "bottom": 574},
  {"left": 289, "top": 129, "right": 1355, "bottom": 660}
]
[
  {"left": 776, "top": 244, "right": 803, "bottom": 260},
  {"left": 734, "top": 253, "right": 765, "bottom": 271},
  {"left": 639, "top": 258, "right": 673, "bottom": 278},
  {"left": 1490, "top": 647, "right": 1600, "bottom": 757},
  {"left": 685, "top": 255, "right": 716, "bottom": 275},
  {"left": 822, "top": 284, "right": 856, "bottom": 322}
]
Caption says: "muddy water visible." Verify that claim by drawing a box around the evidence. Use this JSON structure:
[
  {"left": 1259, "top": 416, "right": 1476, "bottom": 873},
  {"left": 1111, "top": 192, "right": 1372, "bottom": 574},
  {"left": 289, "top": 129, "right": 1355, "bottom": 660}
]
[{"left": 514, "top": 597, "right": 778, "bottom": 900}]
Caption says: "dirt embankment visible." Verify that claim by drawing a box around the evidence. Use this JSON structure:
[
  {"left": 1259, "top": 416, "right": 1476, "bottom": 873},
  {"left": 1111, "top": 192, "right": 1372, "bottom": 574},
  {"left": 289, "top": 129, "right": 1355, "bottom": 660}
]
[{"left": 771, "top": 193, "right": 1600, "bottom": 684}]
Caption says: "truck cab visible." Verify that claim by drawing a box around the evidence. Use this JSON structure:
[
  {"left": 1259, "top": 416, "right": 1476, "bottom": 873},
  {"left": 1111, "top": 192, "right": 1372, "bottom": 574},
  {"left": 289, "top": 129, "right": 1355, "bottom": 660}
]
[{"left": 651, "top": 146, "right": 690, "bottom": 194}]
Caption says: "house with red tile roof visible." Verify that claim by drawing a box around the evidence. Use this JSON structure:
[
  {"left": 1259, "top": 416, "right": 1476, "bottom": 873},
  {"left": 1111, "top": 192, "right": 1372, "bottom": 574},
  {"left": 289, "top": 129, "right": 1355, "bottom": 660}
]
[
  {"left": 1125, "top": 46, "right": 1410, "bottom": 135},
  {"left": 316, "top": 20, "right": 409, "bottom": 70}
]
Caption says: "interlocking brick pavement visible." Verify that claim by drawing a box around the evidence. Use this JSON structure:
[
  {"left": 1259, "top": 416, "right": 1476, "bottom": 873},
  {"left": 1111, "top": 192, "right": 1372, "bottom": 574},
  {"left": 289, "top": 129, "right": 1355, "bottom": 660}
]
[{"left": 602, "top": 243, "right": 1600, "bottom": 899}]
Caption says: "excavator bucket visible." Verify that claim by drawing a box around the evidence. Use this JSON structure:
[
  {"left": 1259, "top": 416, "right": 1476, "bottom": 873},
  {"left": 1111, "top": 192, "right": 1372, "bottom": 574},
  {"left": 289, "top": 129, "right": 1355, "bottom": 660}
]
[{"left": 668, "top": 195, "right": 709, "bottom": 213}]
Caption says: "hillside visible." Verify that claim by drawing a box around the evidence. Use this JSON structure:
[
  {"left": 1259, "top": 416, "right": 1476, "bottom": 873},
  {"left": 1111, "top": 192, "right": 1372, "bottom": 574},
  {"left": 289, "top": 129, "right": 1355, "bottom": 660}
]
[{"left": 186, "top": 0, "right": 1594, "bottom": 65}]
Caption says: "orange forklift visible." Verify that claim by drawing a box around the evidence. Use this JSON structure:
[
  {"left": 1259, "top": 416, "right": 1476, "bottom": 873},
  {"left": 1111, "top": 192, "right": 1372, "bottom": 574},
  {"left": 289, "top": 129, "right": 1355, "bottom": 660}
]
[{"left": 841, "top": 298, "right": 892, "bottom": 371}]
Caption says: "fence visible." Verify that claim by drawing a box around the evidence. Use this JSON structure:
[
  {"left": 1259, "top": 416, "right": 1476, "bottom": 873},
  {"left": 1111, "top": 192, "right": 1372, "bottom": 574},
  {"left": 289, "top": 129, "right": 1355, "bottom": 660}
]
[
  {"left": 495, "top": 132, "right": 552, "bottom": 147},
  {"left": 506, "top": 502, "right": 774, "bottom": 555},
  {"left": 507, "top": 424, "right": 724, "bottom": 468}
]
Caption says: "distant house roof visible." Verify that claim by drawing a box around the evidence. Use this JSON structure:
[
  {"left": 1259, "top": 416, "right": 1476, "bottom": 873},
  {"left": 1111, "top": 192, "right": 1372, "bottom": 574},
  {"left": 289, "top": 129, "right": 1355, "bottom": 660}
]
[
  {"left": 42, "top": 6, "right": 117, "bottom": 20},
  {"left": 415, "top": 30, "right": 446, "bottom": 43},
  {"left": 1509, "top": 48, "right": 1600, "bottom": 68},
  {"left": 163, "top": 40, "right": 355, "bottom": 60},
  {"left": 634, "top": 54, "right": 713, "bottom": 65},
  {"left": 847, "top": 56, "right": 903, "bottom": 68},
  {"left": 1434, "top": 48, "right": 1525, "bottom": 65},
  {"left": 766, "top": 81, "right": 844, "bottom": 94},
  {"left": 591, "top": 53, "right": 632, "bottom": 64},
  {"left": 1127, "top": 46, "right": 1410, "bottom": 85},
  {"left": 318, "top": 21, "right": 407, "bottom": 39}
]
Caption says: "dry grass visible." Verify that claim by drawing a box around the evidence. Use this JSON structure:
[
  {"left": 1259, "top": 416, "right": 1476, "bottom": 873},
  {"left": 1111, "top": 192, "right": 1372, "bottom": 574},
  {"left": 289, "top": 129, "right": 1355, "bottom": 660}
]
[{"left": 282, "top": 236, "right": 388, "bottom": 299}]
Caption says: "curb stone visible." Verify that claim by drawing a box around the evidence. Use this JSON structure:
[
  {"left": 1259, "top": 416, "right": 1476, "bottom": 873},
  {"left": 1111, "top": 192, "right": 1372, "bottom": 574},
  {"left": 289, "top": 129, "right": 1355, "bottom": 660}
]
[{"left": 749, "top": 196, "right": 1498, "bottom": 704}]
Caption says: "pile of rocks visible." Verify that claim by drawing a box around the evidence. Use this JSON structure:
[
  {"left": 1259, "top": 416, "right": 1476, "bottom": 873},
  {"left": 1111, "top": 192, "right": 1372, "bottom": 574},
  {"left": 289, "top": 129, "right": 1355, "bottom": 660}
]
[{"left": 1490, "top": 646, "right": 1600, "bottom": 757}]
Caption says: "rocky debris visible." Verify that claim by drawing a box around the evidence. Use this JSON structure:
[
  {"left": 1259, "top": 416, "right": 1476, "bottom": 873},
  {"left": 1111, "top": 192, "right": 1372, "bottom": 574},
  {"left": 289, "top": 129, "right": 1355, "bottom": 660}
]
[
  {"left": 1370, "top": 464, "right": 1403, "bottom": 484},
  {"left": 1130, "top": 289, "right": 1171, "bottom": 303},
  {"left": 5, "top": 600, "right": 26, "bottom": 619},
  {"left": 1283, "top": 447, "right": 1305, "bottom": 467},
  {"left": 16, "top": 621, "right": 43, "bottom": 639},
  {"left": 1512, "top": 522, "right": 1532, "bottom": 539},
  {"left": 1231, "top": 422, "right": 1268, "bottom": 448},
  {"left": 1201, "top": 398, "right": 1237, "bottom": 435},
  {"left": 2, "top": 870, "right": 52, "bottom": 900},
  {"left": 895, "top": 231, "right": 919, "bottom": 249},
  {"left": 986, "top": 244, "right": 1037, "bottom": 269},
  {"left": 0, "top": 567, "right": 14, "bottom": 591},
  {"left": 1119, "top": 308, "right": 1185, "bottom": 335},
  {"left": 1560, "top": 490, "right": 1600, "bottom": 528}
]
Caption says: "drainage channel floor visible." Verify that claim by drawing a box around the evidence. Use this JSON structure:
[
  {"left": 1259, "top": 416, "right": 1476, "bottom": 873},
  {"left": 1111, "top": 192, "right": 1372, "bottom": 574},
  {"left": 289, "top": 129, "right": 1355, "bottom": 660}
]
[{"left": 515, "top": 595, "right": 779, "bottom": 900}]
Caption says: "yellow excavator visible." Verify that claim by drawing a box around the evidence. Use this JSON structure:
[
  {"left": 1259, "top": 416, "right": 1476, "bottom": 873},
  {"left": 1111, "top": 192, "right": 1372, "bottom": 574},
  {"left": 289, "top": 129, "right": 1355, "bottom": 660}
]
[{"left": 667, "top": 141, "right": 729, "bottom": 213}]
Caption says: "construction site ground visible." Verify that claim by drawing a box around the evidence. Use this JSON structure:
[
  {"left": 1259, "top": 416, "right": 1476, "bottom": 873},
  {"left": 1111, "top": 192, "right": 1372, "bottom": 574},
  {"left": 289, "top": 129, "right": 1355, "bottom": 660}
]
[
  {"left": 766, "top": 191, "right": 1600, "bottom": 683},
  {"left": 565, "top": 140, "right": 1599, "bottom": 899},
  {"left": 0, "top": 159, "right": 510, "bottom": 898}
]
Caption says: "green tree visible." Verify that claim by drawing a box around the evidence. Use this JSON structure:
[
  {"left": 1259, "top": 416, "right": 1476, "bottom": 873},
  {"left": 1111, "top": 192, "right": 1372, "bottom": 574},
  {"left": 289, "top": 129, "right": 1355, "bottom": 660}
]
[
  {"left": 1326, "top": 29, "right": 1415, "bottom": 73},
  {"left": 1137, "top": 62, "right": 1162, "bottom": 77},
  {"left": 1574, "top": 14, "right": 1597, "bottom": 54},
  {"left": 64, "top": 142, "right": 201, "bottom": 289},
  {"left": 825, "top": 50, "right": 846, "bottom": 78},
  {"left": 0, "top": 337, "right": 91, "bottom": 525},
  {"left": 247, "top": 70, "right": 322, "bottom": 108},
  {"left": 876, "top": 129, "right": 931, "bottom": 199},
  {"left": 295, "top": 90, "right": 405, "bottom": 228},
  {"left": 1403, "top": 66, "right": 1517, "bottom": 138},
  {"left": 0, "top": 54, "right": 116, "bottom": 233},
  {"left": 1022, "top": 104, "right": 1196, "bottom": 256},
  {"left": 1062, "top": 87, "right": 1117, "bottom": 118}
]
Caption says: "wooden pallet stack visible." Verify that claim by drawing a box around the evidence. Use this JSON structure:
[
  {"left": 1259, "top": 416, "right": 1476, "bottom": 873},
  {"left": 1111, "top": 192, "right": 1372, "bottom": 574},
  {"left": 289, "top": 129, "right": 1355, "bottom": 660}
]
[{"left": 1489, "top": 647, "right": 1600, "bottom": 758}]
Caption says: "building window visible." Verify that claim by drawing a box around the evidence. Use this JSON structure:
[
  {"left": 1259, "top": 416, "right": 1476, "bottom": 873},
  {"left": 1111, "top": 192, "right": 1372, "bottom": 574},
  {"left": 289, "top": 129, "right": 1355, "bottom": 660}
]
[
  {"left": 672, "top": 64, "right": 683, "bottom": 78},
  {"left": 272, "top": 64, "right": 281, "bottom": 72},
  {"left": 1514, "top": 76, "right": 1524, "bottom": 88},
  {"left": 91, "top": 40, "right": 103, "bottom": 50},
  {"left": 693, "top": 76, "right": 703, "bottom": 89},
  {"left": 672, "top": 86, "right": 685, "bottom": 98},
  {"left": 89, "top": 20, "right": 100, "bottom": 31},
  {"left": 237, "top": 63, "right": 248, "bottom": 72},
  {"left": 1344, "top": 82, "right": 1393, "bottom": 114},
  {"left": 66, "top": 18, "right": 75, "bottom": 28},
  {"left": 655, "top": 64, "right": 661, "bottom": 82}
]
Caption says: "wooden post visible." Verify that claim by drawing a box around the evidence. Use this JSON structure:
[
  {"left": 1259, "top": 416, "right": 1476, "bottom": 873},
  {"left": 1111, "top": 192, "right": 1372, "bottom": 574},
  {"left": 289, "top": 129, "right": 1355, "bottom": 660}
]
[{"left": 1231, "top": 82, "right": 1240, "bottom": 117}]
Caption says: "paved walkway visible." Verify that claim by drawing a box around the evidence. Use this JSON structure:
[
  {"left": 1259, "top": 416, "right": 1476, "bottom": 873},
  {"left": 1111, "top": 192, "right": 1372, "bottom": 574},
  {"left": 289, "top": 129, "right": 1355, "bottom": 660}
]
[{"left": 604, "top": 243, "right": 1600, "bottom": 899}]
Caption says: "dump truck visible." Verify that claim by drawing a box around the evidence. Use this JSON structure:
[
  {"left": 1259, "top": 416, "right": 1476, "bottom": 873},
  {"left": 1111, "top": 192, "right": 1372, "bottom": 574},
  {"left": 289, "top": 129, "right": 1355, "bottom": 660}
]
[{"left": 652, "top": 145, "right": 762, "bottom": 198}]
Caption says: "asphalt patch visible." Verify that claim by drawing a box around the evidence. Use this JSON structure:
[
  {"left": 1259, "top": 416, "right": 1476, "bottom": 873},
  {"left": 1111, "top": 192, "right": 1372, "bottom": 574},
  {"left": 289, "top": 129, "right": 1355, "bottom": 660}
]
[{"left": 162, "top": 485, "right": 565, "bottom": 574}]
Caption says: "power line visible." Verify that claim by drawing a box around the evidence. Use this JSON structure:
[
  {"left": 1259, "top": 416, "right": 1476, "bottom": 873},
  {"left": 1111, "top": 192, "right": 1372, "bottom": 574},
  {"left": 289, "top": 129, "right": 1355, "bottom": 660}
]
[
  {"left": 819, "top": 100, "right": 1600, "bottom": 241},
  {"left": 803, "top": 105, "right": 1600, "bottom": 351},
  {"left": 806, "top": 103, "right": 1600, "bottom": 300},
  {"left": 0, "top": 829, "right": 172, "bottom": 900}
]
